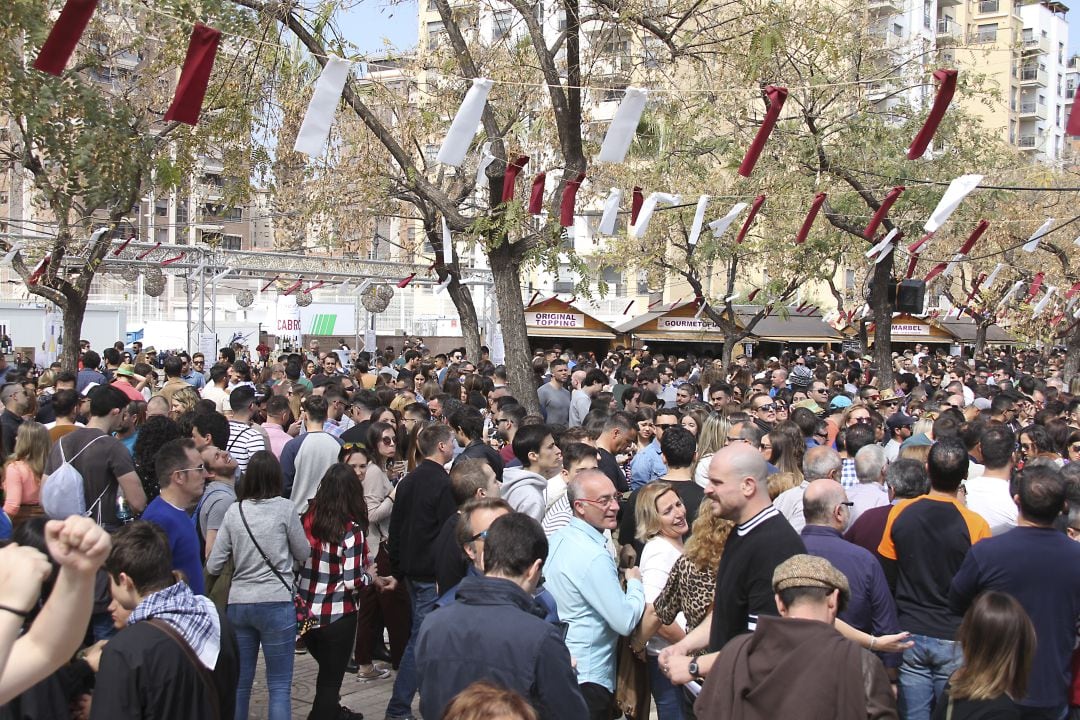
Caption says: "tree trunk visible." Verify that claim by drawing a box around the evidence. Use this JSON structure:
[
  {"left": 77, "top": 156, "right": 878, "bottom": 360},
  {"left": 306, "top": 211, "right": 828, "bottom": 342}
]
[
  {"left": 489, "top": 242, "right": 539, "bottom": 414},
  {"left": 974, "top": 321, "right": 988, "bottom": 359},
  {"left": 721, "top": 335, "right": 737, "bottom": 374},
  {"left": 444, "top": 274, "right": 482, "bottom": 361},
  {"left": 1063, "top": 321, "right": 1080, "bottom": 384},
  {"left": 871, "top": 252, "right": 894, "bottom": 389},
  {"left": 60, "top": 294, "right": 85, "bottom": 372}
]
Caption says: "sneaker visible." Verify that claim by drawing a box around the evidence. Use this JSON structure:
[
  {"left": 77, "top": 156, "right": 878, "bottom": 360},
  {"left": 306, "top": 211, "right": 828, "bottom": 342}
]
[
  {"left": 337, "top": 707, "right": 363, "bottom": 720},
  {"left": 357, "top": 666, "right": 391, "bottom": 681},
  {"left": 294, "top": 638, "right": 307, "bottom": 655},
  {"left": 384, "top": 715, "right": 417, "bottom": 720}
]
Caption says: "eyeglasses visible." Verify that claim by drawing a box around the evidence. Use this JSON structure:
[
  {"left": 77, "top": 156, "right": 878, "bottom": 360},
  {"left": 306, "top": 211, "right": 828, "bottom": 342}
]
[
  {"left": 882, "top": 399, "right": 900, "bottom": 406},
  {"left": 655, "top": 423, "right": 677, "bottom": 430},
  {"left": 577, "top": 494, "right": 618, "bottom": 508},
  {"left": 174, "top": 465, "right": 205, "bottom": 475},
  {"left": 469, "top": 530, "right": 489, "bottom": 542},
  {"left": 754, "top": 404, "right": 776, "bottom": 412},
  {"left": 837, "top": 501, "right": 854, "bottom": 509}
]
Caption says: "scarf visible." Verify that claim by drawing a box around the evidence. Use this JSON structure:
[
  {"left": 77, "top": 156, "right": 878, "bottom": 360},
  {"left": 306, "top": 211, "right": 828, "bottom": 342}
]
[{"left": 129, "top": 582, "right": 221, "bottom": 669}]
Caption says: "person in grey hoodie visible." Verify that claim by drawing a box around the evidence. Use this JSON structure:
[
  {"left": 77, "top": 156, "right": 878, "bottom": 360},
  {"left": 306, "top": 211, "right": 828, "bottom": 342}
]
[{"left": 501, "top": 424, "right": 564, "bottom": 522}]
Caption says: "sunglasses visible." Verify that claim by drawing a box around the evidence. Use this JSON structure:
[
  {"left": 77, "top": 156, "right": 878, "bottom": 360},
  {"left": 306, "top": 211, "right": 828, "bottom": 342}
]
[
  {"left": 380, "top": 436, "right": 396, "bottom": 445},
  {"left": 754, "top": 404, "right": 776, "bottom": 412},
  {"left": 655, "top": 423, "right": 677, "bottom": 430}
]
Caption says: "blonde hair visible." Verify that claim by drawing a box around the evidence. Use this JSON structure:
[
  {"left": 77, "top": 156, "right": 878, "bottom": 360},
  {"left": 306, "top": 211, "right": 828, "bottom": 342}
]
[
  {"left": 170, "top": 386, "right": 200, "bottom": 414},
  {"left": 767, "top": 471, "right": 801, "bottom": 500},
  {"left": 634, "top": 482, "right": 677, "bottom": 543},
  {"left": 10, "top": 421, "right": 50, "bottom": 481},
  {"left": 898, "top": 443, "right": 931, "bottom": 465},
  {"left": 684, "top": 499, "right": 734, "bottom": 573},
  {"left": 696, "top": 414, "right": 730, "bottom": 458}
]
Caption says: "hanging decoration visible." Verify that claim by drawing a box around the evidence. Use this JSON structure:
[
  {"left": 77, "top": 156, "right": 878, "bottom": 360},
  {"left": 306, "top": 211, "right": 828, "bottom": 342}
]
[
  {"left": 436, "top": 78, "right": 494, "bottom": 167},
  {"left": 528, "top": 173, "right": 546, "bottom": 215},
  {"left": 735, "top": 195, "right": 767, "bottom": 244},
  {"left": 560, "top": 172, "right": 586, "bottom": 227},
  {"left": 397, "top": 273, "right": 416, "bottom": 288},
  {"left": 501, "top": 155, "right": 530, "bottom": 203},
  {"left": 236, "top": 289, "right": 254, "bottom": 307},
  {"left": 630, "top": 187, "right": 644, "bottom": 225},
  {"left": 32, "top": 0, "right": 99, "bottom": 76},
  {"left": 362, "top": 284, "right": 395, "bottom": 313},
  {"left": 1022, "top": 218, "right": 1053, "bottom": 252},
  {"left": 475, "top": 142, "right": 496, "bottom": 188},
  {"left": 1026, "top": 272, "right": 1045, "bottom": 301},
  {"left": 598, "top": 188, "right": 623, "bottom": 236},
  {"left": 794, "top": 193, "right": 827, "bottom": 244},
  {"left": 863, "top": 187, "right": 905, "bottom": 239},
  {"left": 441, "top": 217, "right": 454, "bottom": 265},
  {"left": 120, "top": 266, "right": 140, "bottom": 282},
  {"left": 708, "top": 202, "right": 748, "bottom": 240},
  {"left": 1032, "top": 287, "right": 1056, "bottom": 318},
  {"left": 738, "top": 86, "right": 788, "bottom": 177},
  {"left": 907, "top": 69, "right": 958, "bottom": 159},
  {"left": 982, "top": 263, "right": 1004, "bottom": 289},
  {"left": 630, "top": 193, "right": 681, "bottom": 239},
  {"left": 866, "top": 228, "right": 900, "bottom": 264},
  {"left": 597, "top": 88, "right": 648, "bottom": 164},
  {"left": 294, "top": 56, "right": 352, "bottom": 156},
  {"left": 144, "top": 267, "right": 166, "bottom": 297},
  {"left": 687, "top": 195, "right": 710, "bottom": 246},
  {"left": 296, "top": 290, "right": 313, "bottom": 307},
  {"left": 909, "top": 174, "right": 983, "bottom": 253},
  {"left": 164, "top": 24, "right": 221, "bottom": 126}
]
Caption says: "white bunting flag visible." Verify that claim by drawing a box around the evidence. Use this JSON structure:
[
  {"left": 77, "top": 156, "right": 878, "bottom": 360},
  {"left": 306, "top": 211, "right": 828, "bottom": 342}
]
[
  {"left": 924, "top": 174, "right": 983, "bottom": 232},
  {"left": 598, "top": 188, "right": 623, "bottom": 236},
  {"left": 0, "top": 242, "right": 23, "bottom": 266},
  {"left": 942, "top": 253, "right": 963, "bottom": 278},
  {"left": 436, "top": 78, "right": 494, "bottom": 167},
  {"left": 1074, "top": 234, "right": 1080, "bottom": 247},
  {"left": 294, "top": 56, "right": 351, "bottom": 156},
  {"left": 687, "top": 195, "right": 710, "bottom": 246},
  {"left": 865, "top": 228, "right": 899, "bottom": 262},
  {"left": 725, "top": 292, "right": 740, "bottom": 303},
  {"left": 441, "top": 217, "right": 453, "bottom": 265},
  {"left": 631, "top": 192, "right": 680, "bottom": 239},
  {"left": 434, "top": 274, "right": 453, "bottom": 294},
  {"left": 707, "top": 202, "right": 748, "bottom": 239},
  {"left": 1022, "top": 218, "right": 1053, "bottom": 252},
  {"left": 997, "top": 280, "right": 1024, "bottom": 309},
  {"left": 983, "top": 262, "right": 1004, "bottom": 288},
  {"left": 474, "top": 142, "right": 495, "bottom": 187},
  {"left": 597, "top": 88, "right": 648, "bottom": 164},
  {"left": 1032, "top": 287, "right": 1056, "bottom": 317},
  {"left": 694, "top": 300, "right": 706, "bottom": 319}
]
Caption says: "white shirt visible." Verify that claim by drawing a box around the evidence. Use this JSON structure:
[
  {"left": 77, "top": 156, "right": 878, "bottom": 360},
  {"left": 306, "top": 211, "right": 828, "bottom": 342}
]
[
  {"left": 773, "top": 481, "right": 810, "bottom": 532},
  {"left": 964, "top": 474, "right": 1017, "bottom": 534},
  {"left": 845, "top": 483, "right": 890, "bottom": 525},
  {"left": 639, "top": 537, "right": 686, "bottom": 655}
]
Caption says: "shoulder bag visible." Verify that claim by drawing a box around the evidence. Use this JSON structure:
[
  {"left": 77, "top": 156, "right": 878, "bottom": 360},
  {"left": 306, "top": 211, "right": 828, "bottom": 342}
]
[
  {"left": 146, "top": 618, "right": 221, "bottom": 720},
  {"left": 237, "top": 500, "right": 319, "bottom": 637}
]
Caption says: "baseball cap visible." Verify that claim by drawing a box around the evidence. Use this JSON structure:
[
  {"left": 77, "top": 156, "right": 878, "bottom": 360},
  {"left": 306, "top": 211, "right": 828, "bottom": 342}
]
[
  {"left": 828, "top": 395, "right": 853, "bottom": 410},
  {"left": 886, "top": 412, "right": 915, "bottom": 431}
]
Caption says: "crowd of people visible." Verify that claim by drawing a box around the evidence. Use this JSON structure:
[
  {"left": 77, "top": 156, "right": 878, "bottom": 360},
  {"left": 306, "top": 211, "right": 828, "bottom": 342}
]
[{"left": 1, "top": 337, "right": 1079, "bottom": 720}]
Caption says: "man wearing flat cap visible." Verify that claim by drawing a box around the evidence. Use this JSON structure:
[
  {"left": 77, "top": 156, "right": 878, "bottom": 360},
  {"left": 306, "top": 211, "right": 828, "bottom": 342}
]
[{"left": 695, "top": 554, "right": 897, "bottom": 720}]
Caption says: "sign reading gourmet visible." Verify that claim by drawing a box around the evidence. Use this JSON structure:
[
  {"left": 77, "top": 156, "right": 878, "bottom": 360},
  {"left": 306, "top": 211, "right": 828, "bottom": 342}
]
[
  {"left": 526, "top": 311, "right": 585, "bottom": 329},
  {"left": 656, "top": 317, "right": 722, "bottom": 332},
  {"left": 891, "top": 322, "right": 930, "bottom": 336}
]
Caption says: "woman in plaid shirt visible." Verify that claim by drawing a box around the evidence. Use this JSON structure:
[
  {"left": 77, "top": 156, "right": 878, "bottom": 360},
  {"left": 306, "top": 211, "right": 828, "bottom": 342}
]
[{"left": 298, "top": 462, "right": 390, "bottom": 720}]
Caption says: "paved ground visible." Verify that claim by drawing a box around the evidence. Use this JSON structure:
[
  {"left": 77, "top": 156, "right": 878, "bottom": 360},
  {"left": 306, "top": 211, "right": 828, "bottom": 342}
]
[{"left": 248, "top": 651, "right": 416, "bottom": 719}]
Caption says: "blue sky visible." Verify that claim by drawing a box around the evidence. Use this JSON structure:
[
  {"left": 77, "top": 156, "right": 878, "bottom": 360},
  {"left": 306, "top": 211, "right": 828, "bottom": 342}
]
[{"left": 336, "top": 1, "right": 1078, "bottom": 65}]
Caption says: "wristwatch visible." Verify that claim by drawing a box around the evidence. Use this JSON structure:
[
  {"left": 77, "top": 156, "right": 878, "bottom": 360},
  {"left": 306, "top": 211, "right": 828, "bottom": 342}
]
[{"left": 688, "top": 659, "right": 704, "bottom": 683}]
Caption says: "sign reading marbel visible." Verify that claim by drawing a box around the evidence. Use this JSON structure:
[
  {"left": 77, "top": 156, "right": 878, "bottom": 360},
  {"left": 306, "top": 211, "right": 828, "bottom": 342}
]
[{"left": 891, "top": 322, "right": 930, "bottom": 336}]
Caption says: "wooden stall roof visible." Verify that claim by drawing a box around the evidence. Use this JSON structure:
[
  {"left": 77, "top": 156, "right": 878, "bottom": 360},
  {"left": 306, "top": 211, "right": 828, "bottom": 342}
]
[{"left": 523, "top": 297, "right": 617, "bottom": 339}]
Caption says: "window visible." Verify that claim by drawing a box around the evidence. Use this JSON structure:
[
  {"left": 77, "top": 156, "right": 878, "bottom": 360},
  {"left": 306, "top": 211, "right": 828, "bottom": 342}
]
[
  {"left": 975, "top": 24, "right": 997, "bottom": 43},
  {"left": 892, "top": 22, "right": 903, "bottom": 36},
  {"left": 923, "top": 0, "right": 931, "bottom": 29},
  {"left": 225, "top": 207, "right": 243, "bottom": 222},
  {"left": 426, "top": 21, "right": 444, "bottom": 49},
  {"left": 977, "top": 0, "right": 998, "bottom": 12},
  {"left": 155, "top": 204, "right": 168, "bottom": 217},
  {"left": 175, "top": 204, "right": 188, "bottom": 224},
  {"left": 493, "top": 10, "right": 513, "bottom": 40},
  {"left": 221, "top": 234, "right": 242, "bottom": 251}
]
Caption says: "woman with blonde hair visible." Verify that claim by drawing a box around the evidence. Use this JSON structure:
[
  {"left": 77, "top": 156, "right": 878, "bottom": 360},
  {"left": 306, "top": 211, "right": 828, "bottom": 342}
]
[
  {"left": 693, "top": 414, "right": 730, "bottom": 488},
  {"left": 2, "top": 421, "right": 50, "bottom": 525},
  {"left": 933, "top": 591, "right": 1035, "bottom": 719},
  {"left": 680, "top": 406, "right": 710, "bottom": 438},
  {"left": 441, "top": 682, "right": 538, "bottom": 720},
  {"left": 634, "top": 481, "right": 690, "bottom": 719},
  {"left": 168, "top": 386, "right": 200, "bottom": 420}
]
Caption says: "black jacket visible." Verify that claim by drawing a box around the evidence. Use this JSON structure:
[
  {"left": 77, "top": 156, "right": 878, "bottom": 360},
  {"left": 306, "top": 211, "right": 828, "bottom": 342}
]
[
  {"left": 455, "top": 440, "right": 505, "bottom": 481},
  {"left": 416, "top": 576, "right": 588, "bottom": 720},
  {"left": 388, "top": 459, "right": 457, "bottom": 581}
]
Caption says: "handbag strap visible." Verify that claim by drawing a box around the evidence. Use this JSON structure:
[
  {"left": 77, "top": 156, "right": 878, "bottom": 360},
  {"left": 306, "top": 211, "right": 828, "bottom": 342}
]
[
  {"left": 146, "top": 618, "right": 221, "bottom": 720},
  {"left": 237, "top": 500, "right": 294, "bottom": 595}
]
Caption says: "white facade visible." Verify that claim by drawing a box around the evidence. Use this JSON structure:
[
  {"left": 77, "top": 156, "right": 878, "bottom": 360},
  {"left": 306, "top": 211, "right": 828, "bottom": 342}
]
[{"left": 1016, "top": 1, "right": 1070, "bottom": 160}]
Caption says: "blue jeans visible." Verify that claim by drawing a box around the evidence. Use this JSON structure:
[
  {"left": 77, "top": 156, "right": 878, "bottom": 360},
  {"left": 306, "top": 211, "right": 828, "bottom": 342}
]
[
  {"left": 228, "top": 602, "right": 296, "bottom": 720},
  {"left": 898, "top": 633, "right": 963, "bottom": 720},
  {"left": 386, "top": 579, "right": 436, "bottom": 719},
  {"left": 647, "top": 654, "right": 687, "bottom": 720}
]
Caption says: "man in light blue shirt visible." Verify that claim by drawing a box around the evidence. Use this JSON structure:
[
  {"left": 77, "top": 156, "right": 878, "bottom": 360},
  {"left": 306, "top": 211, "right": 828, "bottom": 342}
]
[
  {"left": 545, "top": 468, "right": 645, "bottom": 720},
  {"left": 629, "top": 408, "right": 676, "bottom": 490}
]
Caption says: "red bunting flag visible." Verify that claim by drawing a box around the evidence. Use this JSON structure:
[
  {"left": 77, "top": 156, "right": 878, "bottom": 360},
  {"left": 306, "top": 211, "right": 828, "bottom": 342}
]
[
  {"left": 136, "top": 242, "right": 161, "bottom": 260},
  {"left": 905, "top": 253, "right": 921, "bottom": 279},
  {"left": 161, "top": 253, "right": 185, "bottom": 266},
  {"left": 560, "top": 172, "right": 586, "bottom": 227},
  {"left": 1065, "top": 281, "right": 1080, "bottom": 299},
  {"left": 735, "top": 195, "right": 766, "bottom": 244},
  {"left": 957, "top": 220, "right": 990, "bottom": 255},
  {"left": 1026, "top": 272, "right": 1045, "bottom": 301},
  {"left": 164, "top": 24, "right": 221, "bottom": 126},
  {"left": 739, "top": 86, "right": 788, "bottom": 177},
  {"left": 795, "top": 193, "right": 827, "bottom": 244},
  {"left": 27, "top": 255, "right": 52, "bottom": 286},
  {"left": 527, "top": 291, "right": 541, "bottom": 306},
  {"left": 631, "top": 187, "right": 644, "bottom": 226},
  {"left": 908, "top": 232, "right": 934, "bottom": 255},
  {"left": 863, "top": 186, "right": 905, "bottom": 239},
  {"left": 282, "top": 279, "right": 304, "bottom": 296},
  {"left": 32, "top": 0, "right": 99, "bottom": 76},
  {"left": 528, "top": 173, "right": 546, "bottom": 215},
  {"left": 907, "top": 69, "right": 958, "bottom": 159},
  {"left": 924, "top": 262, "right": 948, "bottom": 283},
  {"left": 501, "top": 155, "right": 530, "bottom": 203},
  {"left": 260, "top": 275, "right": 280, "bottom": 292},
  {"left": 396, "top": 273, "right": 416, "bottom": 289},
  {"left": 113, "top": 235, "right": 135, "bottom": 255},
  {"left": 747, "top": 288, "right": 761, "bottom": 302}
]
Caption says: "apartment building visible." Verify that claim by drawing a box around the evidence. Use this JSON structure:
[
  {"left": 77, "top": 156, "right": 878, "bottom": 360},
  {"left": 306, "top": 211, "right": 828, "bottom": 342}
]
[
  {"left": 938, "top": 0, "right": 1071, "bottom": 161},
  {"left": 1065, "top": 53, "right": 1078, "bottom": 160}
]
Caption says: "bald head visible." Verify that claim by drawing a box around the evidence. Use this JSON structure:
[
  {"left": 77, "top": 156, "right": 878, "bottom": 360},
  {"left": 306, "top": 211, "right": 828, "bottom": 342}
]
[
  {"left": 803, "top": 479, "right": 848, "bottom": 529},
  {"left": 712, "top": 442, "right": 769, "bottom": 489},
  {"left": 705, "top": 442, "right": 772, "bottom": 523}
]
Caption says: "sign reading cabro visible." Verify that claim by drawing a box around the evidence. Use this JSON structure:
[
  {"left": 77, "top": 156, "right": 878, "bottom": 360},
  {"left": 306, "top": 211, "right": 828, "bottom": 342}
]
[
  {"left": 526, "top": 311, "right": 585, "bottom": 328},
  {"left": 656, "top": 317, "right": 721, "bottom": 332}
]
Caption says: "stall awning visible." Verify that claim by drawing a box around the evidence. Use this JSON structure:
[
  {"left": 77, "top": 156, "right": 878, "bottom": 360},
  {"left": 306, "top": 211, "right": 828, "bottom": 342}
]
[
  {"left": 937, "top": 319, "right": 1018, "bottom": 344},
  {"left": 528, "top": 328, "right": 616, "bottom": 340},
  {"left": 524, "top": 297, "right": 618, "bottom": 340}
]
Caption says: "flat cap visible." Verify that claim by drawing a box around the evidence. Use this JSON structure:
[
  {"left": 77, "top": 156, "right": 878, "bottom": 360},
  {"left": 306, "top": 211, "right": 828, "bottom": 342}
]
[{"left": 772, "top": 554, "right": 850, "bottom": 607}]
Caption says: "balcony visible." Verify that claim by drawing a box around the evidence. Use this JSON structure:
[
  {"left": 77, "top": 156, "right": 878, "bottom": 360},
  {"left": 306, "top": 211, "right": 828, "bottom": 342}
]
[
  {"left": 1021, "top": 35, "right": 1050, "bottom": 54},
  {"left": 868, "top": 0, "right": 903, "bottom": 14},
  {"left": 976, "top": 0, "right": 1002, "bottom": 13},
  {"left": 1017, "top": 65, "right": 1048, "bottom": 86},
  {"left": 1018, "top": 101, "right": 1047, "bottom": 120},
  {"left": 936, "top": 18, "right": 961, "bottom": 38},
  {"left": 1017, "top": 135, "right": 1039, "bottom": 150}
]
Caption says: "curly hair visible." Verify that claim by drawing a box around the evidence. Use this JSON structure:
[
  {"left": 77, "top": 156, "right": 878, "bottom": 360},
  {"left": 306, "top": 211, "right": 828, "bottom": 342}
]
[
  {"left": 133, "top": 415, "right": 182, "bottom": 501},
  {"left": 683, "top": 499, "right": 734, "bottom": 573},
  {"left": 169, "top": 386, "right": 200, "bottom": 415}
]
